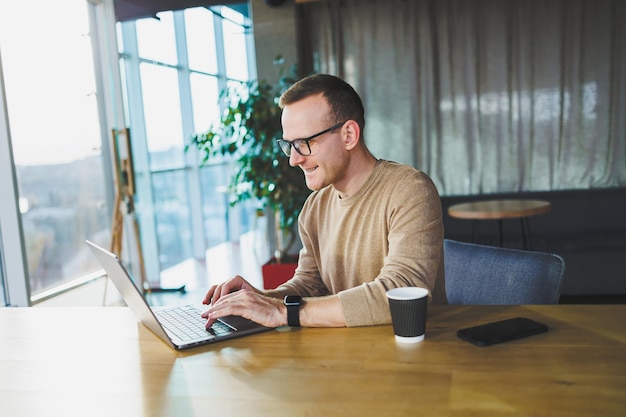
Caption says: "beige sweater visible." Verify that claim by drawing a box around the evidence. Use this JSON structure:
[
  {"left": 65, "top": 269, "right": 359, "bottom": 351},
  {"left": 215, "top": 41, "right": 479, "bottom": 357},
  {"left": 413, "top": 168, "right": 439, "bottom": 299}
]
[{"left": 277, "top": 160, "right": 445, "bottom": 327}]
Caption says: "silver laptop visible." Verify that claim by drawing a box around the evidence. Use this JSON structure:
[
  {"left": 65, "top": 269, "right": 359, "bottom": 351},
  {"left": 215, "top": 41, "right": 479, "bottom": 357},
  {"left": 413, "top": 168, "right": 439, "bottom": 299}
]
[{"left": 86, "top": 240, "right": 273, "bottom": 350}]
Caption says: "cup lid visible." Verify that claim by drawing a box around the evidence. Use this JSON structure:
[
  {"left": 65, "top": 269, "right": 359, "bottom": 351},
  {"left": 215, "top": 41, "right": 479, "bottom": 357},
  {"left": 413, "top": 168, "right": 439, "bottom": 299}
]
[{"left": 386, "top": 286, "right": 429, "bottom": 300}]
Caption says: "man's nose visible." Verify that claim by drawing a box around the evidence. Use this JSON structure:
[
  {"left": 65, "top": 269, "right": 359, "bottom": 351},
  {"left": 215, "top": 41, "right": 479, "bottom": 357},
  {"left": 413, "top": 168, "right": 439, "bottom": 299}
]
[{"left": 289, "top": 150, "right": 305, "bottom": 167}]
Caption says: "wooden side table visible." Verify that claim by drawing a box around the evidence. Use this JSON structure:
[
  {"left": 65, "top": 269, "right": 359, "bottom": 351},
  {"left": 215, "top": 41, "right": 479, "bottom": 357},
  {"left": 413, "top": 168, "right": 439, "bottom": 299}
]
[{"left": 448, "top": 199, "right": 551, "bottom": 249}]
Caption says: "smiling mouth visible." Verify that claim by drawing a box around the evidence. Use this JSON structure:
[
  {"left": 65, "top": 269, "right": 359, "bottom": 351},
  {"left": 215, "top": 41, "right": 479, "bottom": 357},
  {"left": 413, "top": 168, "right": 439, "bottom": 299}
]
[{"left": 303, "top": 166, "right": 318, "bottom": 174}]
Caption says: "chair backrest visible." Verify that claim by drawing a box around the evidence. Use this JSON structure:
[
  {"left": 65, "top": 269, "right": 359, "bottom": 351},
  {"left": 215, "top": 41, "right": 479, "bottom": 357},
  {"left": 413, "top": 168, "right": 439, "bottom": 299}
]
[{"left": 444, "top": 239, "right": 565, "bottom": 304}]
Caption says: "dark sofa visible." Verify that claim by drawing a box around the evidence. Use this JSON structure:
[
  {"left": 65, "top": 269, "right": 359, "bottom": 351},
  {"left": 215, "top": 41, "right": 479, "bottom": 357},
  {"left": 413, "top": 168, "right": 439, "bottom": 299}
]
[{"left": 440, "top": 187, "right": 626, "bottom": 296}]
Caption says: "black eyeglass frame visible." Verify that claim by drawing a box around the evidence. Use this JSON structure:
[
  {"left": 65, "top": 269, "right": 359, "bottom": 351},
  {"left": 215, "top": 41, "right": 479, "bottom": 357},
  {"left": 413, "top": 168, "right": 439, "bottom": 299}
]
[{"left": 276, "top": 121, "right": 348, "bottom": 157}]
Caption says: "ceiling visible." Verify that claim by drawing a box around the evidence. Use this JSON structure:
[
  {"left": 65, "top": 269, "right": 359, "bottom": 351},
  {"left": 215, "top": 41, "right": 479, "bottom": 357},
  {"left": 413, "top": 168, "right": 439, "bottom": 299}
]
[{"left": 113, "top": 0, "right": 247, "bottom": 21}]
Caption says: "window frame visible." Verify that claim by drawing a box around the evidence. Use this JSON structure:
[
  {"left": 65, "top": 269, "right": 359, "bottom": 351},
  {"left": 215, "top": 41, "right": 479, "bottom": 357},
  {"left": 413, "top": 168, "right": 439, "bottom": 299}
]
[
  {"left": 117, "top": 5, "right": 257, "bottom": 287},
  {"left": 0, "top": 1, "right": 257, "bottom": 304}
]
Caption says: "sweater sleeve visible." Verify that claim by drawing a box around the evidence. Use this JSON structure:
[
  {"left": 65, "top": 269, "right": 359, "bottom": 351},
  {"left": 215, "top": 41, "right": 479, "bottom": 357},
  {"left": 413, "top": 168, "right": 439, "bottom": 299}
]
[
  {"left": 338, "top": 169, "right": 444, "bottom": 327},
  {"left": 272, "top": 190, "right": 331, "bottom": 298}
]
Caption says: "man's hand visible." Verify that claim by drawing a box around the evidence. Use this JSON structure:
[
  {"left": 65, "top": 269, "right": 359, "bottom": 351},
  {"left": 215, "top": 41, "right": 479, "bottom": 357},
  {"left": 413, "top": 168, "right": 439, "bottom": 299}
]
[
  {"left": 201, "top": 275, "right": 286, "bottom": 328},
  {"left": 202, "top": 275, "right": 259, "bottom": 306},
  {"left": 201, "top": 289, "right": 287, "bottom": 328}
]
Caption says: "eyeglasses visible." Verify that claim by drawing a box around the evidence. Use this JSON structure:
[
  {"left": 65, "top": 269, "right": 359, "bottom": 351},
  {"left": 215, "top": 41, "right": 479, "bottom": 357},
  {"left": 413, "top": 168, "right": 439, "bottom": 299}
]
[{"left": 276, "top": 121, "right": 347, "bottom": 157}]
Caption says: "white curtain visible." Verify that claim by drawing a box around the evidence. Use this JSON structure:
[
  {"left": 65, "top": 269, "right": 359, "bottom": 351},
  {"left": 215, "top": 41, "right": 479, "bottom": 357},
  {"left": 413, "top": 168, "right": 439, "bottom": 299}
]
[{"left": 298, "top": 0, "right": 626, "bottom": 196}]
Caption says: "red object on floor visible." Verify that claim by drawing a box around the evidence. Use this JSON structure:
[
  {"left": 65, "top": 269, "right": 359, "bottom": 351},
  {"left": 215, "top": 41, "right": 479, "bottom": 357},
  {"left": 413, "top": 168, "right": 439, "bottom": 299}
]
[{"left": 262, "top": 256, "right": 298, "bottom": 289}]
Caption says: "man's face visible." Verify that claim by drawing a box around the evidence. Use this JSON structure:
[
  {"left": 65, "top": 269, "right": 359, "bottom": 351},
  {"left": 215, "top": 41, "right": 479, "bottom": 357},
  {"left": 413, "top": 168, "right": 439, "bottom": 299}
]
[{"left": 280, "top": 94, "right": 348, "bottom": 192}]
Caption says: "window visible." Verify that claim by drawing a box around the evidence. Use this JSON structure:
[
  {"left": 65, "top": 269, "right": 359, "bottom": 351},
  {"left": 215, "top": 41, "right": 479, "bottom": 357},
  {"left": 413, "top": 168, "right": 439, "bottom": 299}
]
[
  {"left": 0, "top": 0, "right": 110, "bottom": 301},
  {"left": 0, "top": 234, "right": 6, "bottom": 306},
  {"left": 117, "top": 5, "right": 257, "bottom": 287},
  {"left": 185, "top": 7, "right": 218, "bottom": 75},
  {"left": 0, "top": 2, "right": 257, "bottom": 303}
]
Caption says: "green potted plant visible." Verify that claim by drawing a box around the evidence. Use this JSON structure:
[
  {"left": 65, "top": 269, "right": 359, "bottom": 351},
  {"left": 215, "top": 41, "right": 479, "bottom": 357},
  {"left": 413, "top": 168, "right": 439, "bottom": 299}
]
[{"left": 188, "top": 59, "right": 310, "bottom": 288}]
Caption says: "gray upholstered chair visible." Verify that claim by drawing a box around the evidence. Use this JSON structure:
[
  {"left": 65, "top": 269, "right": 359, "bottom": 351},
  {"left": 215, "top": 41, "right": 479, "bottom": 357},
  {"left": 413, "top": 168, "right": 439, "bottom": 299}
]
[{"left": 444, "top": 239, "right": 565, "bottom": 304}]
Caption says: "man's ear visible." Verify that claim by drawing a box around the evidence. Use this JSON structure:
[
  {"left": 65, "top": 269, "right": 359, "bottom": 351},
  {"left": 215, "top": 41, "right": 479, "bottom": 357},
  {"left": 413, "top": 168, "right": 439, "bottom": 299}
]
[{"left": 343, "top": 120, "right": 361, "bottom": 151}]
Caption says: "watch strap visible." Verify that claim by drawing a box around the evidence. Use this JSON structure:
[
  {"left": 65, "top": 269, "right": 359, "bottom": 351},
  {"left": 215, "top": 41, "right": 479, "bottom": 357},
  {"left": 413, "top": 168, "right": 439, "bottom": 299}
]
[{"left": 284, "top": 295, "right": 302, "bottom": 327}]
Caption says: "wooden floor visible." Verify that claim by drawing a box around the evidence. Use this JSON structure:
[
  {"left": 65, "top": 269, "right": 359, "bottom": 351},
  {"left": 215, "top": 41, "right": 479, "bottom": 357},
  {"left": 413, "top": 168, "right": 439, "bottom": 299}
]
[
  {"left": 38, "top": 229, "right": 625, "bottom": 307},
  {"left": 145, "top": 230, "right": 268, "bottom": 307},
  {"left": 38, "top": 231, "right": 269, "bottom": 308}
]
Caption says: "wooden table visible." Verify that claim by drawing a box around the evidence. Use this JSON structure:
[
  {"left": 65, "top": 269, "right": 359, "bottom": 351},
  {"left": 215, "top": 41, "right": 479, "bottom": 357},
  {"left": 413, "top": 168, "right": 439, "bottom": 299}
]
[
  {"left": 1, "top": 305, "right": 624, "bottom": 417},
  {"left": 448, "top": 199, "right": 551, "bottom": 249}
]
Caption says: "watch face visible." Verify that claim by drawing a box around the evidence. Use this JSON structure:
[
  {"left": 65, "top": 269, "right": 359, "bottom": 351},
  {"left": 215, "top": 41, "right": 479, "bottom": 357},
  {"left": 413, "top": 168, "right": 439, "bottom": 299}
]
[{"left": 284, "top": 295, "right": 302, "bottom": 306}]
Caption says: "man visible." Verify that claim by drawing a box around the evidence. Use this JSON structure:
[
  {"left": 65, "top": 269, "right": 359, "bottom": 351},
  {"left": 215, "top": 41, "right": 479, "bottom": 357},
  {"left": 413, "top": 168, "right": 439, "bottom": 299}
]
[{"left": 202, "top": 74, "right": 445, "bottom": 328}]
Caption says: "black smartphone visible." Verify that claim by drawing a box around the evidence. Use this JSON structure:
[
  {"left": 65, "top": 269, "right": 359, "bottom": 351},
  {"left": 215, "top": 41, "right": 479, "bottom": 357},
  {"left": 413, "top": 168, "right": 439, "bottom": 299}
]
[{"left": 457, "top": 317, "right": 548, "bottom": 347}]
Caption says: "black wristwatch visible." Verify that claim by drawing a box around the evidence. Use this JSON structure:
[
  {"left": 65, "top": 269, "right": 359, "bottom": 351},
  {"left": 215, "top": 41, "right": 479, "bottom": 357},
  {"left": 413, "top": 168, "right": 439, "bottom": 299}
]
[{"left": 283, "top": 295, "right": 303, "bottom": 327}]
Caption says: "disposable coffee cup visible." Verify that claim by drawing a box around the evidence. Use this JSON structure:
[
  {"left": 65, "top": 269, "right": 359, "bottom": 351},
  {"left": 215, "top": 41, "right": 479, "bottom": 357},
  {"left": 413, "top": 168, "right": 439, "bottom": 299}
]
[{"left": 386, "top": 287, "right": 429, "bottom": 343}]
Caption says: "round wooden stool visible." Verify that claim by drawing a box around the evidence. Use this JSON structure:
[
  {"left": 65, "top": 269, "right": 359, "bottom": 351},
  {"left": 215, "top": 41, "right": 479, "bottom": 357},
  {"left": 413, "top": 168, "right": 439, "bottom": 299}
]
[{"left": 448, "top": 199, "right": 551, "bottom": 249}]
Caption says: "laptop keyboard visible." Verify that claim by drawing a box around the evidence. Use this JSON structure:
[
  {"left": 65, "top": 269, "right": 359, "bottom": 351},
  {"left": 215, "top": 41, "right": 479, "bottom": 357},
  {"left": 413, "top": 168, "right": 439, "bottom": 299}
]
[{"left": 155, "top": 305, "right": 234, "bottom": 342}]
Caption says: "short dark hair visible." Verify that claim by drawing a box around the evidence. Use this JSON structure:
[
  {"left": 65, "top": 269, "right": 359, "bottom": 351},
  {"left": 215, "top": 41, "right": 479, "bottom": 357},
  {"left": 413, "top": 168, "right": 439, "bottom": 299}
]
[{"left": 279, "top": 74, "right": 365, "bottom": 134}]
